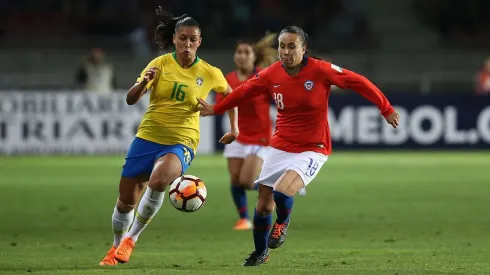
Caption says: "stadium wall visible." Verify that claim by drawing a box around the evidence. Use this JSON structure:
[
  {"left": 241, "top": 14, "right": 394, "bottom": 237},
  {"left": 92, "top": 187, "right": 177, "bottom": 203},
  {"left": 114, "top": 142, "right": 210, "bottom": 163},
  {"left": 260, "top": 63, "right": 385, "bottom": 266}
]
[{"left": 0, "top": 91, "right": 489, "bottom": 155}]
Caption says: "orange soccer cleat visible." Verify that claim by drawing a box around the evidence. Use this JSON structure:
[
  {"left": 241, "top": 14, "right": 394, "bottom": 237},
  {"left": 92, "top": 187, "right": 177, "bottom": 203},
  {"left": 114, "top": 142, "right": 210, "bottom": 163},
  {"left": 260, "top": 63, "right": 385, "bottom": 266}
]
[
  {"left": 99, "top": 246, "right": 118, "bottom": 266},
  {"left": 115, "top": 237, "right": 136, "bottom": 263},
  {"left": 233, "top": 218, "right": 253, "bottom": 230},
  {"left": 268, "top": 221, "right": 289, "bottom": 249}
]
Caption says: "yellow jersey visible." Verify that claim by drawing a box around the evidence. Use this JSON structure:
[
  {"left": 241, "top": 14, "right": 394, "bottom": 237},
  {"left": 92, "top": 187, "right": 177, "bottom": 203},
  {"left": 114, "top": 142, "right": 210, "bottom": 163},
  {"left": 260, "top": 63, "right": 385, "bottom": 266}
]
[{"left": 135, "top": 52, "right": 228, "bottom": 152}]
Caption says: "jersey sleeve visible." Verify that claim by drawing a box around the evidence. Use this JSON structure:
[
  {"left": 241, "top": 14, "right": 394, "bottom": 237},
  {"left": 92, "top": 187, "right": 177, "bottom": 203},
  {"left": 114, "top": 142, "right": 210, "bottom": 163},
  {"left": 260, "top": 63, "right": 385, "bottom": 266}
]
[
  {"left": 320, "top": 61, "right": 394, "bottom": 117},
  {"left": 215, "top": 73, "right": 233, "bottom": 104},
  {"left": 136, "top": 58, "right": 160, "bottom": 90},
  {"left": 212, "top": 68, "right": 229, "bottom": 94},
  {"left": 213, "top": 70, "right": 269, "bottom": 115}
]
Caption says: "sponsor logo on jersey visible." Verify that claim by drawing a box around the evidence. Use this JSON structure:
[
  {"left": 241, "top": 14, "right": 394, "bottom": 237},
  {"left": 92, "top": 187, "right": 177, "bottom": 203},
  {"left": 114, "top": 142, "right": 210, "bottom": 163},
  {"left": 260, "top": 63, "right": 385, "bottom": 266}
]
[{"left": 304, "top": 80, "right": 314, "bottom": 91}]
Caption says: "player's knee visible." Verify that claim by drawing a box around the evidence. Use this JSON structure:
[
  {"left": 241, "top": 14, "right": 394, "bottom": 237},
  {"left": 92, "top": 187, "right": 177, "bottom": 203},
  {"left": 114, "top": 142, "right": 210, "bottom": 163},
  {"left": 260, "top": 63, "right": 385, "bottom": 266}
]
[
  {"left": 256, "top": 190, "right": 274, "bottom": 215},
  {"left": 148, "top": 171, "right": 180, "bottom": 191},
  {"left": 256, "top": 201, "right": 274, "bottom": 216},
  {"left": 238, "top": 171, "right": 257, "bottom": 189},
  {"left": 116, "top": 198, "right": 135, "bottom": 213},
  {"left": 238, "top": 178, "right": 254, "bottom": 189},
  {"left": 230, "top": 174, "right": 241, "bottom": 186},
  {"left": 149, "top": 154, "right": 183, "bottom": 191}
]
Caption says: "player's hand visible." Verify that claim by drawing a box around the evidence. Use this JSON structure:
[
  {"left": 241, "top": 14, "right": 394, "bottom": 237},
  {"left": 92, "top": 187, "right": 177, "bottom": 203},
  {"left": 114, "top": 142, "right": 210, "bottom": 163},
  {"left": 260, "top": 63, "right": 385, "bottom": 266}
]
[
  {"left": 197, "top": 98, "right": 215, "bottom": 116},
  {"left": 143, "top": 67, "right": 160, "bottom": 83},
  {"left": 385, "top": 111, "right": 400, "bottom": 128},
  {"left": 219, "top": 131, "right": 239, "bottom": 144}
]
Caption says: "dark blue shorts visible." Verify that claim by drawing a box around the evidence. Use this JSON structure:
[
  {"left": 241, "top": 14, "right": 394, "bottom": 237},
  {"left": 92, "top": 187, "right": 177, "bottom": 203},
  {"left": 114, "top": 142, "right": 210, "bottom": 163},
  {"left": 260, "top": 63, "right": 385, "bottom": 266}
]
[{"left": 121, "top": 137, "right": 194, "bottom": 178}]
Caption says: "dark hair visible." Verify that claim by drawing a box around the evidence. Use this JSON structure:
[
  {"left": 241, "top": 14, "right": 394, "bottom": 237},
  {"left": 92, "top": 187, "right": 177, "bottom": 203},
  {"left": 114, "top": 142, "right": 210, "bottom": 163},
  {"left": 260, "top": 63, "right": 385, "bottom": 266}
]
[
  {"left": 234, "top": 32, "right": 278, "bottom": 68},
  {"left": 154, "top": 6, "right": 201, "bottom": 52},
  {"left": 234, "top": 40, "right": 264, "bottom": 67},
  {"left": 279, "top": 25, "right": 322, "bottom": 60},
  {"left": 279, "top": 26, "right": 308, "bottom": 46},
  {"left": 234, "top": 40, "right": 255, "bottom": 52},
  {"left": 306, "top": 49, "right": 327, "bottom": 61}
]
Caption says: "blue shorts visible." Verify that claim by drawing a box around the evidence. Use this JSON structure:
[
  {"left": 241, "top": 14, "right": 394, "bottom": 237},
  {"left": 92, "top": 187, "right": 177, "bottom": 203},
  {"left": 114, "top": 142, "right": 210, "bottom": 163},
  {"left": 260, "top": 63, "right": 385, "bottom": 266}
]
[{"left": 121, "top": 137, "right": 194, "bottom": 178}]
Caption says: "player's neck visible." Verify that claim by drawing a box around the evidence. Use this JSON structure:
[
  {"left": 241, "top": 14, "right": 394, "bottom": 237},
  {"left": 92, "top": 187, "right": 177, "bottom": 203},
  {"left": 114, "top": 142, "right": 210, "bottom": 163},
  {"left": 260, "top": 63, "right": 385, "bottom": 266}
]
[
  {"left": 237, "top": 67, "right": 254, "bottom": 80},
  {"left": 284, "top": 64, "right": 302, "bottom": 76},
  {"left": 175, "top": 54, "right": 197, "bottom": 69}
]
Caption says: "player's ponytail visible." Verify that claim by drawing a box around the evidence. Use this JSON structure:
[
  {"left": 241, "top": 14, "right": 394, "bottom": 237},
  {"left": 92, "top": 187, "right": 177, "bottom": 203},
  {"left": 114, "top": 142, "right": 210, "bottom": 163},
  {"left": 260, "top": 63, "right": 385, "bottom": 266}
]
[
  {"left": 154, "top": 6, "right": 201, "bottom": 52},
  {"left": 305, "top": 49, "right": 325, "bottom": 61},
  {"left": 253, "top": 32, "right": 279, "bottom": 68}
]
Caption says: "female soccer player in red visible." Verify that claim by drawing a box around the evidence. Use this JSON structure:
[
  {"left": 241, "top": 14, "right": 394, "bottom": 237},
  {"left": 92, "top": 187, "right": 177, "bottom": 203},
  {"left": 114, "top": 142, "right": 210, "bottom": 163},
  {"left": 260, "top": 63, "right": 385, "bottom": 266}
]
[
  {"left": 217, "top": 34, "right": 277, "bottom": 231},
  {"left": 198, "top": 26, "right": 399, "bottom": 266}
]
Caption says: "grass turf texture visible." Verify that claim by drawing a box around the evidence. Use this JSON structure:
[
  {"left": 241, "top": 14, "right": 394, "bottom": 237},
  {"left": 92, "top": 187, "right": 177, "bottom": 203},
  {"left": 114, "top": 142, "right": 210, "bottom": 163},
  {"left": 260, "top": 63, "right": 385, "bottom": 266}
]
[{"left": 0, "top": 152, "right": 489, "bottom": 275}]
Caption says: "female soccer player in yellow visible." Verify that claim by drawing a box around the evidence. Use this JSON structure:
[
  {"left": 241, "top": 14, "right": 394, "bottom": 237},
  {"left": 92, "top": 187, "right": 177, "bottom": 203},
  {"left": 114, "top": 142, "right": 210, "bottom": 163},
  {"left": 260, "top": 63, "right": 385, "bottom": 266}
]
[{"left": 99, "top": 7, "right": 238, "bottom": 266}]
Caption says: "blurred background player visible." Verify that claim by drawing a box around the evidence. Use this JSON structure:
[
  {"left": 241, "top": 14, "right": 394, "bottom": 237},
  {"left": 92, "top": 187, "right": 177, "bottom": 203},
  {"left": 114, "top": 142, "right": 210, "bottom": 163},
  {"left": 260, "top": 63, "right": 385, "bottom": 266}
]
[
  {"left": 198, "top": 25, "right": 399, "bottom": 266},
  {"left": 216, "top": 33, "right": 278, "bottom": 231},
  {"left": 75, "top": 48, "right": 116, "bottom": 93},
  {"left": 99, "top": 7, "right": 239, "bottom": 266},
  {"left": 475, "top": 56, "right": 490, "bottom": 95}
]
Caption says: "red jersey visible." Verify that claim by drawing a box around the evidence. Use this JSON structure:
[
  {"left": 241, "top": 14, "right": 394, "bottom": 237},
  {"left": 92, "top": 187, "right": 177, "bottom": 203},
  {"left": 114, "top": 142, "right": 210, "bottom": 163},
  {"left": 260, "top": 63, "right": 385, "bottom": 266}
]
[
  {"left": 216, "top": 69, "right": 272, "bottom": 146},
  {"left": 214, "top": 57, "right": 394, "bottom": 155}
]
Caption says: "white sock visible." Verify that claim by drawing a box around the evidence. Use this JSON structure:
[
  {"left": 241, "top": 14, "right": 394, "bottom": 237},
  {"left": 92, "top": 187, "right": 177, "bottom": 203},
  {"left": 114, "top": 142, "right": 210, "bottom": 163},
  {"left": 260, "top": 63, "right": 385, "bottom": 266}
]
[
  {"left": 112, "top": 206, "right": 134, "bottom": 247},
  {"left": 127, "top": 187, "right": 165, "bottom": 242}
]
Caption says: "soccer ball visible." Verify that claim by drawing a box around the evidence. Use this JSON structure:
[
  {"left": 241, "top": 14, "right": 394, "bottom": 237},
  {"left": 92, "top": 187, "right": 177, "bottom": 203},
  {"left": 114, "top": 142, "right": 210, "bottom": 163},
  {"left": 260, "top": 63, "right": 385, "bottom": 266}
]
[{"left": 168, "top": 175, "right": 207, "bottom": 212}]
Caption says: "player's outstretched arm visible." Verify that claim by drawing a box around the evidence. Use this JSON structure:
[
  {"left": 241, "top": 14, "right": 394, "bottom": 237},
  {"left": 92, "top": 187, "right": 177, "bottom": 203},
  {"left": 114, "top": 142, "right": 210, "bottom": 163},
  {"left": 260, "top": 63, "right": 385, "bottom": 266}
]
[
  {"left": 198, "top": 75, "right": 268, "bottom": 116},
  {"left": 126, "top": 67, "right": 160, "bottom": 105},
  {"left": 217, "top": 85, "right": 239, "bottom": 144},
  {"left": 322, "top": 63, "right": 399, "bottom": 128}
]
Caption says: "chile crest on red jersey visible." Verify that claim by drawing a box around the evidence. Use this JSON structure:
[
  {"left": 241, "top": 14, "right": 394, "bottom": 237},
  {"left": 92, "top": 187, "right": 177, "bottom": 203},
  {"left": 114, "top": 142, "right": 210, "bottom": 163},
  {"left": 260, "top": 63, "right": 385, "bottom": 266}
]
[
  {"left": 304, "top": 80, "right": 314, "bottom": 91},
  {"left": 265, "top": 58, "right": 332, "bottom": 154},
  {"left": 213, "top": 56, "right": 394, "bottom": 155}
]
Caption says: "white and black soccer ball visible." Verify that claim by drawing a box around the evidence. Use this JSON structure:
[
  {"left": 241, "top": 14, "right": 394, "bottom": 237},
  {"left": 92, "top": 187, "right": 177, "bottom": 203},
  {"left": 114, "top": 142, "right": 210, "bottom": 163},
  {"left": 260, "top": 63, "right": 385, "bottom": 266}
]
[{"left": 168, "top": 175, "right": 207, "bottom": 212}]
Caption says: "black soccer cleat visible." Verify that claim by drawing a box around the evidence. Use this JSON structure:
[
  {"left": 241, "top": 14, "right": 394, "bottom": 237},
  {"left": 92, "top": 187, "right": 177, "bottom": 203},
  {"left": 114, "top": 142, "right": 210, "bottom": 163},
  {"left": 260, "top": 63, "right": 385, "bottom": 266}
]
[
  {"left": 268, "top": 220, "right": 289, "bottom": 249},
  {"left": 242, "top": 250, "right": 270, "bottom": 266}
]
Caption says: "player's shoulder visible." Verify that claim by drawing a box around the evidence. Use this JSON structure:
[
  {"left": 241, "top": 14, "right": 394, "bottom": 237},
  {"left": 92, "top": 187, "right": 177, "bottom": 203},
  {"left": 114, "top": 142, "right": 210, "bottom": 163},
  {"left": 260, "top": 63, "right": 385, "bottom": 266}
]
[
  {"left": 308, "top": 57, "right": 330, "bottom": 68},
  {"left": 225, "top": 71, "right": 237, "bottom": 81},
  {"left": 197, "top": 58, "right": 224, "bottom": 77},
  {"left": 266, "top": 61, "right": 283, "bottom": 72},
  {"left": 196, "top": 58, "right": 228, "bottom": 89},
  {"left": 257, "top": 61, "right": 281, "bottom": 78},
  {"left": 308, "top": 57, "right": 344, "bottom": 73},
  {"left": 143, "top": 53, "right": 172, "bottom": 69},
  {"left": 305, "top": 57, "right": 345, "bottom": 80}
]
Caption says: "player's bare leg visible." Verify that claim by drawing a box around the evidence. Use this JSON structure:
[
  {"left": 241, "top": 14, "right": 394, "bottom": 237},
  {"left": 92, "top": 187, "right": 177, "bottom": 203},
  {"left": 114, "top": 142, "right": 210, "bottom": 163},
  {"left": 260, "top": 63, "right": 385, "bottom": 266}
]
[
  {"left": 115, "top": 154, "right": 182, "bottom": 263},
  {"left": 239, "top": 154, "right": 264, "bottom": 190},
  {"left": 99, "top": 176, "right": 148, "bottom": 266},
  {"left": 227, "top": 158, "right": 251, "bottom": 230},
  {"left": 268, "top": 170, "right": 302, "bottom": 249},
  {"left": 233, "top": 154, "right": 263, "bottom": 230},
  {"left": 243, "top": 184, "right": 274, "bottom": 266}
]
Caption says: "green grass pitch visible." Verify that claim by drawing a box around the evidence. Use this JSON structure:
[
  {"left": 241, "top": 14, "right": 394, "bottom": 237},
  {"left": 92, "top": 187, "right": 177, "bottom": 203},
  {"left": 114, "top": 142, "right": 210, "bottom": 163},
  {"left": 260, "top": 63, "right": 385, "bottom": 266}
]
[{"left": 0, "top": 152, "right": 489, "bottom": 274}]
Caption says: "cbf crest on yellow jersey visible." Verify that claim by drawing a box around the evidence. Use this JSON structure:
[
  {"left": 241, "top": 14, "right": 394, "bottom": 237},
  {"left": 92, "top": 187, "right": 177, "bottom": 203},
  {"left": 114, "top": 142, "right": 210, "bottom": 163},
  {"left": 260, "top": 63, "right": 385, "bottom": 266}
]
[{"left": 135, "top": 52, "right": 228, "bottom": 152}]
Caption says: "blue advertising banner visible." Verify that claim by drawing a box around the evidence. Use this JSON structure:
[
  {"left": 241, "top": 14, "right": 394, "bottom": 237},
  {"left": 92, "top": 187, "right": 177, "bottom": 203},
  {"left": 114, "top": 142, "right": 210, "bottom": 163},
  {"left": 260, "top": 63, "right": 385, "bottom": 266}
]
[{"left": 215, "top": 93, "right": 490, "bottom": 150}]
